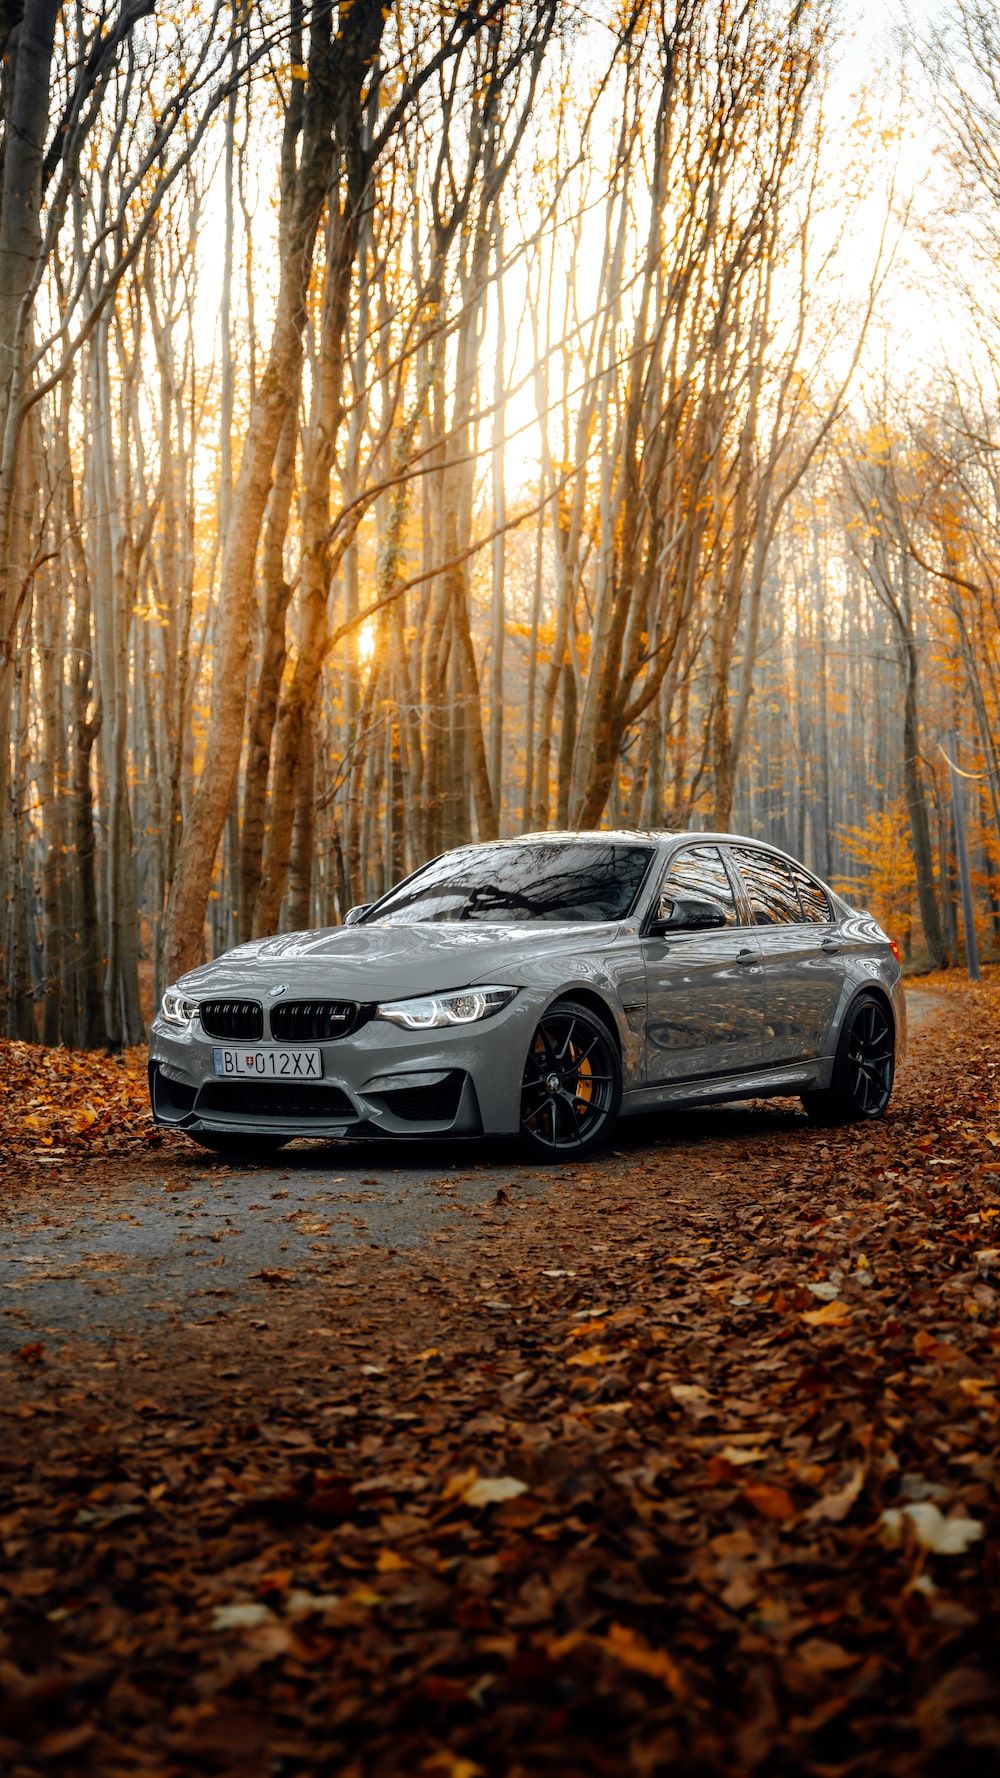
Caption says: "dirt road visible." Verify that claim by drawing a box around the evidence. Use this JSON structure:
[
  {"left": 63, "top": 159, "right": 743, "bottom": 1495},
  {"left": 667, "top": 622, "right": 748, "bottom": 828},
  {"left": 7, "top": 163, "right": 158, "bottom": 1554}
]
[
  {"left": 1, "top": 980, "right": 998, "bottom": 1778},
  {"left": 0, "top": 990, "right": 942, "bottom": 1345}
]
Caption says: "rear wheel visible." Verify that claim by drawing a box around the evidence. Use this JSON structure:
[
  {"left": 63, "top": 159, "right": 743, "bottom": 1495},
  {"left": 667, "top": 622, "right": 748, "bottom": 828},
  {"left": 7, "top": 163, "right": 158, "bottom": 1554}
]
[
  {"left": 187, "top": 1132, "right": 288, "bottom": 1162},
  {"left": 802, "top": 992, "right": 895, "bottom": 1125},
  {"left": 518, "top": 999, "right": 622, "bottom": 1160}
]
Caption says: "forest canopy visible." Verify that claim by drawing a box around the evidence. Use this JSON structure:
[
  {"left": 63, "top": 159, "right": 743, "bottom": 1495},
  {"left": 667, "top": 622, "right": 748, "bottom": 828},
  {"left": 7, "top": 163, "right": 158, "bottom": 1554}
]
[{"left": 2, "top": 0, "right": 999, "bottom": 1047}]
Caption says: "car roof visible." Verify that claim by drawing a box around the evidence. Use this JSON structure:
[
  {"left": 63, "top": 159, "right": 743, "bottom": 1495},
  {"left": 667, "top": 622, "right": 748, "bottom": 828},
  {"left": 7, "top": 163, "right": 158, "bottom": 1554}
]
[
  {"left": 505, "top": 829, "right": 668, "bottom": 845},
  {"left": 486, "top": 828, "right": 804, "bottom": 855}
]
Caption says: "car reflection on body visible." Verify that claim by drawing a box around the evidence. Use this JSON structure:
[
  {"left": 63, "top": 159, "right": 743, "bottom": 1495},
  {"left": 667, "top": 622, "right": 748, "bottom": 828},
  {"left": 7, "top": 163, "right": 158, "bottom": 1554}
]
[{"left": 148, "top": 831, "right": 905, "bottom": 1161}]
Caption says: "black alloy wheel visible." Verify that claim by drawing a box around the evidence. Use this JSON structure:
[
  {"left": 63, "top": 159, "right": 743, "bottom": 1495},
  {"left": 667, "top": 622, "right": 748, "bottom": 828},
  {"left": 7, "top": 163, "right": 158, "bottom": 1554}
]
[
  {"left": 519, "top": 998, "right": 622, "bottom": 1159},
  {"left": 802, "top": 992, "right": 895, "bottom": 1125},
  {"left": 845, "top": 998, "right": 895, "bottom": 1114}
]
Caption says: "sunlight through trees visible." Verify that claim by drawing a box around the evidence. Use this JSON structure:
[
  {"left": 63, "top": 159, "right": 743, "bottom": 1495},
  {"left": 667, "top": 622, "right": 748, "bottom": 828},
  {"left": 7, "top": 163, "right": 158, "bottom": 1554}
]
[{"left": 2, "top": 0, "right": 999, "bottom": 1043}]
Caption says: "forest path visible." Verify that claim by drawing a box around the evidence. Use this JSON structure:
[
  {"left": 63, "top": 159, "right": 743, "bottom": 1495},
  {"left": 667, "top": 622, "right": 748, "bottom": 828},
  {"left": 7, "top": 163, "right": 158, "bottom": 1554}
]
[
  {"left": 0, "top": 985, "right": 948, "bottom": 1345},
  {"left": 3, "top": 976, "right": 999, "bottom": 1778}
]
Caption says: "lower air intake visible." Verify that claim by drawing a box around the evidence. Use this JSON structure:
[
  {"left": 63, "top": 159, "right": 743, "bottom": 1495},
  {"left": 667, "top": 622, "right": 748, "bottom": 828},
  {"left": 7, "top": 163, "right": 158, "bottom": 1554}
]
[
  {"left": 376, "top": 1071, "right": 465, "bottom": 1123},
  {"left": 197, "top": 1081, "right": 356, "bottom": 1120},
  {"left": 152, "top": 1067, "right": 197, "bottom": 1116}
]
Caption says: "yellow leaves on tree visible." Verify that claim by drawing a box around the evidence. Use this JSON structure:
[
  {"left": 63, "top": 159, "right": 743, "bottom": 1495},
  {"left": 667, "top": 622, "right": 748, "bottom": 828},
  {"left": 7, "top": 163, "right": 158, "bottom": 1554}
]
[{"left": 835, "top": 798, "right": 917, "bottom": 947}]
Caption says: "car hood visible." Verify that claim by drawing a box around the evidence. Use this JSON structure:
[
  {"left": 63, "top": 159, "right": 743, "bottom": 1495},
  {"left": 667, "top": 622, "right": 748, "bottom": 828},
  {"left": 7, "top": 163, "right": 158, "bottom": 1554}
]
[{"left": 176, "top": 921, "right": 624, "bottom": 1003}]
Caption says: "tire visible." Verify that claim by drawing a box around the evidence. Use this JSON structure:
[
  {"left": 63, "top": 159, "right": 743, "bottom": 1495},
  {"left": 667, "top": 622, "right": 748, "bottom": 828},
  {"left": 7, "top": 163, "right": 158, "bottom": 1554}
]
[
  {"left": 801, "top": 992, "right": 895, "bottom": 1125},
  {"left": 187, "top": 1132, "right": 289, "bottom": 1162},
  {"left": 518, "top": 998, "right": 622, "bottom": 1160}
]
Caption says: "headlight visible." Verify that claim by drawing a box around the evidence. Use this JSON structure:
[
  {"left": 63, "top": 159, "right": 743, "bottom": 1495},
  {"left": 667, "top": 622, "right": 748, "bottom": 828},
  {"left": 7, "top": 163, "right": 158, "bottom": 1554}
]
[
  {"left": 376, "top": 985, "right": 518, "bottom": 1030},
  {"left": 159, "top": 986, "right": 199, "bottom": 1028}
]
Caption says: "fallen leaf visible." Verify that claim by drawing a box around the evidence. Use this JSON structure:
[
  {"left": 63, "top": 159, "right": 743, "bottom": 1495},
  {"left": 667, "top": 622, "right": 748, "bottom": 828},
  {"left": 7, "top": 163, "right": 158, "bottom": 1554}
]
[
  {"left": 441, "top": 1466, "right": 480, "bottom": 1502},
  {"left": 419, "top": 1755, "right": 485, "bottom": 1778},
  {"left": 669, "top": 1383, "right": 710, "bottom": 1404},
  {"left": 566, "top": 1346, "right": 608, "bottom": 1367},
  {"left": 913, "top": 1329, "right": 964, "bottom": 1362},
  {"left": 284, "top": 1590, "right": 342, "bottom": 1615},
  {"left": 376, "top": 1548, "right": 412, "bottom": 1572},
  {"left": 794, "top": 1638, "right": 862, "bottom": 1674},
  {"left": 805, "top": 1280, "right": 840, "bottom": 1302},
  {"left": 958, "top": 1377, "right": 997, "bottom": 1402},
  {"left": 212, "top": 1601, "right": 275, "bottom": 1631},
  {"left": 37, "top": 1725, "right": 96, "bottom": 1760},
  {"left": 743, "top": 1481, "right": 796, "bottom": 1522},
  {"left": 718, "top": 1444, "right": 768, "bottom": 1466},
  {"left": 879, "top": 1502, "right": 984, "bottom": 1556},
  {"left": 346, "top": 1585, "right": 383, "bottom": 1608},
  {"left": 461, "top": 1475, "right": 529, "bottom": 1508},
  {"left": 601, "top": 1622, "right": 685, "bottom": 1695},
  {"left": 804, "top": 1464, "right": 865, "bottom": 1524},
  {"left": 801, "top": 1299, "right": 853, "bottom": 1327}
]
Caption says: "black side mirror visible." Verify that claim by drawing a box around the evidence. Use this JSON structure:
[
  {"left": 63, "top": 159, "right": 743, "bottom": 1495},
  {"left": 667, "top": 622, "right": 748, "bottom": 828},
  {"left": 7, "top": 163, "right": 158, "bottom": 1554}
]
[
  {"left": 344, "top": 904, "right": 371, "bottom": 927},
  {"left": 651, "top": 893, "right": 727, "bottom": 934}
]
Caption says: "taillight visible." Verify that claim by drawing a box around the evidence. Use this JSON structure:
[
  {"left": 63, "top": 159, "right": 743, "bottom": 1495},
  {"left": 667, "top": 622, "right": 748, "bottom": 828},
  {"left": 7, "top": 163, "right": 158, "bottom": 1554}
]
[{"left": 888, "top": 938, "right": 901, "bottom": 963}]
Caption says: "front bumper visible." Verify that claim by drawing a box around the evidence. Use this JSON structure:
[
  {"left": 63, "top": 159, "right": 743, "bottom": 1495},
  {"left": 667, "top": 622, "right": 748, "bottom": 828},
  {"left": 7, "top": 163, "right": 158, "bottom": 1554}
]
[{"left": 148, "top": 994, "right": 539, "bottom": 1141}]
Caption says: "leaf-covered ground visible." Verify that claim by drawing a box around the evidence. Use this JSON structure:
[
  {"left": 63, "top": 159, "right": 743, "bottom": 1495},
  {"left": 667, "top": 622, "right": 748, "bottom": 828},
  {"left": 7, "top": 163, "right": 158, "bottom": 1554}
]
[
  {"left": 1, "top": 978, "right": 999, "bottom": 1776},
  {"left": 1, "top": 1042, "right": 157, "bottom": 1172}
]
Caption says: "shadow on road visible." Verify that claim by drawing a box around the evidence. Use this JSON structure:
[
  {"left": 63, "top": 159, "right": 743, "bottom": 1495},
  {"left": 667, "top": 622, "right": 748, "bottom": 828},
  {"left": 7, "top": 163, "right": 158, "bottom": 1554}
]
[
  {"left": 174, "top": 1094, "right": 818, "bottom": 1178},
  {"left": 175, "top": 982, "right": 942, "bottom": 1179}
]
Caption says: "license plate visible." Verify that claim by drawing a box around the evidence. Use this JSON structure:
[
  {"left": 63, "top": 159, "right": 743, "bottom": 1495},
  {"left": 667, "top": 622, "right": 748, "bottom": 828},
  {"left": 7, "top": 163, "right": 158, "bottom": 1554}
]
[{"left": 212, "top": 1047, "right": 322, "bottom": 1079}]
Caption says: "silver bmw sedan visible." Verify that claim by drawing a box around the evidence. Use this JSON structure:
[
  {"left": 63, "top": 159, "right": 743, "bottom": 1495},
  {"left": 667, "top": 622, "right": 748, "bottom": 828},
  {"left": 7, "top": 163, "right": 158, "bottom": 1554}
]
[{"left": 149, "top": 831, "right": 906, "bottom": 1161}]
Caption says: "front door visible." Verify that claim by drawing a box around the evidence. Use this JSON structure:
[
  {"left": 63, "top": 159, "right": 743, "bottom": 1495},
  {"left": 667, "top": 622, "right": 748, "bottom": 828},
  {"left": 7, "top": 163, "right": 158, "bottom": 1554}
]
[{"left": 642, "top": 843, "right": 765, "bottom": 1084}]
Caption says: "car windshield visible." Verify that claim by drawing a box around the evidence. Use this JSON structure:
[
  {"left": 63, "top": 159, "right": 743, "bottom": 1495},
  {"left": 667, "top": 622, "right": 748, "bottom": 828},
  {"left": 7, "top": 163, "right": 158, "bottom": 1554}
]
[{"left": 366, "top": 841, "right": 655, "bottom": 925}]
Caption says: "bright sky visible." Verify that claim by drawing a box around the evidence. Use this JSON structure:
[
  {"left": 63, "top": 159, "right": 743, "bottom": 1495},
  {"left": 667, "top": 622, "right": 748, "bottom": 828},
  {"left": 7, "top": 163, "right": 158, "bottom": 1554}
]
[
  {"left": 832, "top": 0, "right": 980, "bottom": 386},
  {"left": 193, "top": 0, "right": 973, "bottom": 495}
]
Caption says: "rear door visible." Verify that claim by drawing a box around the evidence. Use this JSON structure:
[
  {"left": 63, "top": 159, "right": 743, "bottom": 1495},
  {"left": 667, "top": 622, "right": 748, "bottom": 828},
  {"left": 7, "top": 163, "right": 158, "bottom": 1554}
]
[
  {"left": 726, "top": 846, "right": 844, "bottom": 1064},
  {"left": 642, "top": 843, "right": 764, "bottom": 1084}
]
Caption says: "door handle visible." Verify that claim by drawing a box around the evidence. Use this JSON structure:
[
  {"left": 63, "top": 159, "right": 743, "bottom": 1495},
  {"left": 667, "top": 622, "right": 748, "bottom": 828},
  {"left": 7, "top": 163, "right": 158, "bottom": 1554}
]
[
  {"left": 736, "top": 948, "right": 756, "bottom": 965},
  {"left": 821, "top": 938, "right": 841, "bottom": 954}
]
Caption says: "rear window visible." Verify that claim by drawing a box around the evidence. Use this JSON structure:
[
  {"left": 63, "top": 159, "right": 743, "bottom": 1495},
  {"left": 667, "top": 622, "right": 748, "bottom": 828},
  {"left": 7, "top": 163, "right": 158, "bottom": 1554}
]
[
  {"left": 730, "top": 848, "right": 803, "bottom": 926},
  {"left": 790, "top": 864, "right": 833, "bottom": 923},
  {"left": 366, "top": 841, "right": 655, "bottom": 925}
]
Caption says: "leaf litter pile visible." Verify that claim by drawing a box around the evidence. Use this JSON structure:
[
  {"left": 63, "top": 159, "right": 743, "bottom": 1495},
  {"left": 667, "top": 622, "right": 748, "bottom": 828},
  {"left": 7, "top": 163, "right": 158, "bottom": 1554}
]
[
  {"left": 2, "top": 979, "right": 999, "bottom": 1776},
  {"left": 1, "top": 1043, "right": 156, "bottom": 1169}
]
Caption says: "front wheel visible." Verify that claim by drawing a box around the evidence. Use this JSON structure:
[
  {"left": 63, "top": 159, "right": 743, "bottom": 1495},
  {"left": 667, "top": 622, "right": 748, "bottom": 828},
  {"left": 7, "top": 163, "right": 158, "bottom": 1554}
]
[
  {"left": 802, "top": 992, "right": 895, "bottom": 1125},
  {"left": 518, "top": 999, "right": 622, "bottom": 1160}
]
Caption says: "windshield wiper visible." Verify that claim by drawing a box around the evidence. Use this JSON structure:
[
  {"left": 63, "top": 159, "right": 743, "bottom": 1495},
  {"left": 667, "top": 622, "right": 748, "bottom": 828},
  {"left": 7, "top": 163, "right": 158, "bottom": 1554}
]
[{"left": 457, "top": 882, "right": 564, "bottom": 921}]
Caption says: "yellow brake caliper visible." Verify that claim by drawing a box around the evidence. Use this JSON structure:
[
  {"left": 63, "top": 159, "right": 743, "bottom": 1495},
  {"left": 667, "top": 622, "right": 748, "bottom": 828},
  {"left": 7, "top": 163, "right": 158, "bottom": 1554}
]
[{"left": 575, "top": 1045, "right": 593, "bottom": 1113}]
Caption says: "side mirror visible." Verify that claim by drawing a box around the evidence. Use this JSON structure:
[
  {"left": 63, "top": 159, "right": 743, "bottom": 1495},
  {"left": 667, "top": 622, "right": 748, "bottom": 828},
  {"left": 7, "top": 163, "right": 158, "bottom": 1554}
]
[
  {"left": 344, "top": 904, "right": 371, "bottom": 927},
  {"left": 651, "top": 893, "right": 727, "bottom": 934}
]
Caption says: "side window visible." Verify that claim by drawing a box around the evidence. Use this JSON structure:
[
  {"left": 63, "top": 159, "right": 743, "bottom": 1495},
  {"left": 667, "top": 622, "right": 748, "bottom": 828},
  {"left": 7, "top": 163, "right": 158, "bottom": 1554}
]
[
  {"left": 660, "top": 845, "right": 738, "bottom": 927},
  {"left": 731, "top": 848, "right": 802, "bottom": 926},
  {"left": 790, "top": 864, "right": 832, "bottom": 923}
]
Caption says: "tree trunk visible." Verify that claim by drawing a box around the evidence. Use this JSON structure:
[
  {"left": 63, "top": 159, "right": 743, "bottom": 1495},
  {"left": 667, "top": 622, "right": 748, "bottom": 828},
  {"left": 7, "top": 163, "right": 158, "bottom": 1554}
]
[
  {"left": 239, "top": 405, "right": 297, "bottom": 936},
  {"left": 901, "top": 633, "right": 949, "bottom": 968},
  {"left": 163, "top": 2, "right": 386, "bottom": 982},
  {"left": 0, "top": 0, "right": 60, "bottom": 742}
]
